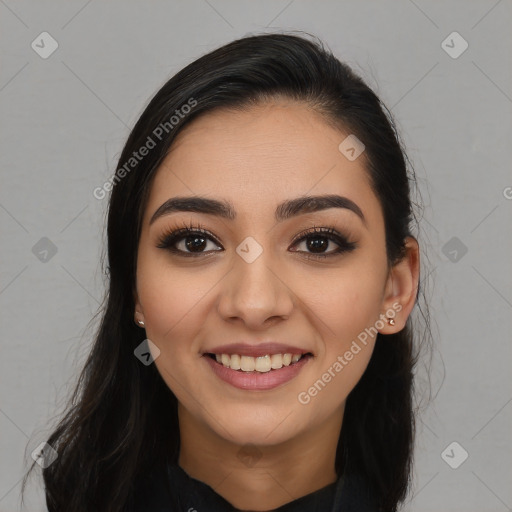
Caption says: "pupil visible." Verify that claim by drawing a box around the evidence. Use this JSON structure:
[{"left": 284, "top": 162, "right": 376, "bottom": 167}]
[
  {"left": 186, "top": 236, "right": 207, "bottom": 252},
  {"left": 307, "top": 237, "right": 327, "bottom": 253}
]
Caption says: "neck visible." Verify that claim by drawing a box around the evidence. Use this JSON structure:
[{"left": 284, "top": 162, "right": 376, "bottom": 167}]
[{"left": 177, "top": 404, "right": 344, "bottom": 511}]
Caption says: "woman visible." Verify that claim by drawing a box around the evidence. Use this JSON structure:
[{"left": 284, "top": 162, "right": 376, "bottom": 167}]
[{"left": 24, "top": 32, "right": 429, "bottom": 511}]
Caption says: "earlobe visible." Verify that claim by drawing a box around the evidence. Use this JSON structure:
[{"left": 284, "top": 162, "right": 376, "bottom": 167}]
[
  {"left": 133, "top": 290, "right": 146, "bottom": 328},
  {"left": 379, "top": 237, "right": 420, "bottom": 334}
]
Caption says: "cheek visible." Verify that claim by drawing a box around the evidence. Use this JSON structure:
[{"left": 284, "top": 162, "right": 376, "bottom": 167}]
[
  {"left": 136, "top": 249, "right": 212, "bottom": 349},
  {"left": 292, "top": 258, "right": 385, "bottom": 401},
  {"left": 299, "top": 263, "right": 385, "bottom": 341},
  {"left": 136, "top": 256, "right": 211, "bottom": 401}
]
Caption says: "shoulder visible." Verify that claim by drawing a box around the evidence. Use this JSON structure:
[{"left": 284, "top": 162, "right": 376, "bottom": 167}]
[
  {"left": 333, "top": 473, "right": 380, "bottom": 512},
  {"left": 130, "top": 464, "right": 178, "bottom": 512}
]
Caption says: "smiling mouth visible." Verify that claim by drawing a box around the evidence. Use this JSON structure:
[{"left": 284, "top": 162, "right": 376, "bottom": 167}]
[{"left": 204, "top": 352, "right": 313, "bottom": 373}]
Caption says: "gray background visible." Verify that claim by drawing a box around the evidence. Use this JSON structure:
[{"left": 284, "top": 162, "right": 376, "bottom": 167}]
[{"left": 1, "top": 1, "right": 511, "bottom": 511}]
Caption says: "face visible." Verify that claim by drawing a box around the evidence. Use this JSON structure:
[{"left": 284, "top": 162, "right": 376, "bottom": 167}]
[{"left": 134, "top": 100, "right": 403, "bottom": 447}]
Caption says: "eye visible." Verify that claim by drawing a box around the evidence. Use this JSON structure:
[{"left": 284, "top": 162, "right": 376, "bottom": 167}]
[
  {"left": 156, "top": 223, "right": 356, "bottom": 259},
  {"left": 156, "top": 222, "right": 222, "bottom": 257},
  {"left": 290, "top": 226, "right": 356, "bottom": 259}
]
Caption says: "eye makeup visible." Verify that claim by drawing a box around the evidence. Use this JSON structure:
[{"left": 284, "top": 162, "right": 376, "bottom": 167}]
[{"left": 156, "top": 220, "right": 357, "bottom": 260}]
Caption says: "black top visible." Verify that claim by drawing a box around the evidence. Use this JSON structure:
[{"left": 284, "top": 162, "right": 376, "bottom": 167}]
[{"left": 131, "top": 462, "right": 378, "bottom": 512}]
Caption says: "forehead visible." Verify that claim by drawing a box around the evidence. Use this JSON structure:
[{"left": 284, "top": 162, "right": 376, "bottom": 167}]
[{"left": 145, "top": 101, "right": 380, "bottom": 225}]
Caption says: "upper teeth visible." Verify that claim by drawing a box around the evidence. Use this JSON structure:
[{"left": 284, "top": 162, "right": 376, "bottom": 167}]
[{"left": 214, "top": 353, "right": 302, "bottom": 372}]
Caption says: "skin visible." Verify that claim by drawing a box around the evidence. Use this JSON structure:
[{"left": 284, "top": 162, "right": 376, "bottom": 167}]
[{"left": 134, "top": 100, "right": 419, "bottom": 511}]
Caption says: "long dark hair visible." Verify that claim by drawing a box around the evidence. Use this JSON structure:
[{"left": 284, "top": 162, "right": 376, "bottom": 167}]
[{"left": 22, "top": 32, "right": 431, "bottom": 512}]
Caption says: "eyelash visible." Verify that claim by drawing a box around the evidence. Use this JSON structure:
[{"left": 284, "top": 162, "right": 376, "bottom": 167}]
[{"left": 156, "top": 221, "right": 357, "bottom": 260}]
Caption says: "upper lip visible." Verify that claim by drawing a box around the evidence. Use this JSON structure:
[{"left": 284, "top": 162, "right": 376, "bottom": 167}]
[{"left": 204, "top": 343, "right": 312, "bottom": 358}]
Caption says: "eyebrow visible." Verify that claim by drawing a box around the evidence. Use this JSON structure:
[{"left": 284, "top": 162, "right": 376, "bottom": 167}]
[{"left": 149, "top": 194, "right": 366, "bottom": 226}]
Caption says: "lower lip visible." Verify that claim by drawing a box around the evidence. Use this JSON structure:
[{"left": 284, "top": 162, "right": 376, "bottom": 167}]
[{"left": 203, "top": 354, "right": 312, "bottom": 391}]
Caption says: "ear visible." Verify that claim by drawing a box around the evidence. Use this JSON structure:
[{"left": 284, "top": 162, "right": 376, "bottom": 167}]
[
  {"left": 378, "top": 236, "right": 420, "bottom": 334},
  {"left": 133, "top": 287, "right": 145, "bottom": 326}
]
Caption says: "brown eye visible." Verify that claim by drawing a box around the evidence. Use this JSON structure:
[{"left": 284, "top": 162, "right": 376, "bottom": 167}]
[
  {"left": 157, "top": 228, "right": 223, "bottom": 257},
  {"left": 157, "top": 225, "right": 356, "bottom": 259},
  {"left": 290, "top": 227, "right": 356, "bottom": 259}
]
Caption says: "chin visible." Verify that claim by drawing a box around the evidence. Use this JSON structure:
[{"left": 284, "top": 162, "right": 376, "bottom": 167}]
[{"left": 208, "top": 407, "right": 303, "bottom": 447}]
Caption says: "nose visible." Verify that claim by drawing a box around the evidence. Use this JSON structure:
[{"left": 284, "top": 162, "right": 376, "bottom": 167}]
[{"left": 217, "top": 247, "right": 294, "bottom": 329}]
